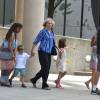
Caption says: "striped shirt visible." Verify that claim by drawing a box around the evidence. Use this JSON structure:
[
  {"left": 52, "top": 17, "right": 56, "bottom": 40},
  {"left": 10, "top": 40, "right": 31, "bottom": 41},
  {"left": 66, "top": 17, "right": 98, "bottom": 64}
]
[{"left": 33, "top": 28, "right": 55, "bottom": 53}]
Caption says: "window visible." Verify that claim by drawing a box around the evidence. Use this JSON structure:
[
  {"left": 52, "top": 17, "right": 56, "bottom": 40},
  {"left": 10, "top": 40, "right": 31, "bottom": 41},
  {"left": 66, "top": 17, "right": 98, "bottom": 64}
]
[{"left": 0, "top": 0, "right": 16, "bottom": 27}]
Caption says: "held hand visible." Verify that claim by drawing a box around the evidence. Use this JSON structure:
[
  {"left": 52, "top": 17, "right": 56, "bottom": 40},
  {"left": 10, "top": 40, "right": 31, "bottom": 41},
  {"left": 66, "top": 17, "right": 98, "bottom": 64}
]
[
  {"left": 12, "top": 55, "right": 15, "bottom": 61},
  {"left": 31, "top": 51, "right": 35, "bottom": 57},
  {"left": 31, "top": 44, "right": 36, "bottom": 57},
  {"left": 55, "top": 46, "right": 60, "bottom": 52},
  {"left": 58, "top": 48, "right": 64, "bottom": 53}
]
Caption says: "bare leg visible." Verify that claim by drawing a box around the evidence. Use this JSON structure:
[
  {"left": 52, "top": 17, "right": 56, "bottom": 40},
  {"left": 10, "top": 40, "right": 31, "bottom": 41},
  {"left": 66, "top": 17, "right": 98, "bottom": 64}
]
[
  {"left": 9, "top": 71, "right": 17, "bottom": 86},
  {"left": 20, "top": 76, "right": 26, "bottom": 88},
  {"left": 85, "top": 78, "right": 92, "bottom": 89},
  {"left": 55, "top": 72, "right": 66, "bottom": 88},
  {"left": 58, "top": 72, "right": 66, "bottom": 80},
  {"left": 91, "top": 70, "right": 97, "bottom": 88},
  {"left": 85, "top": 69, "right": 96, "bottom": 89},
  {"left": 10, "top": 73, "right": 15, "bottom": 80},
  {"left": 57, "top": 72, "right": 66, "bottom": 82},
  {"left": 20, "top": 76, "right": 25, "bottom": 85},
  {"left": 93, "top": 71, "right": 100, "bottom": 87}
]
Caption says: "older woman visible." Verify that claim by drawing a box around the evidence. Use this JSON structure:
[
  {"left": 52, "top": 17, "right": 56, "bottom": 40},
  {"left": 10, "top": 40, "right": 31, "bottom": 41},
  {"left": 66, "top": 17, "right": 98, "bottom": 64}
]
[
  {"left": 30, "top": 18, "right": 56, "bottom": 90},
  {"left": 0, "top": 23, "right": 23, "bottom": 86}
]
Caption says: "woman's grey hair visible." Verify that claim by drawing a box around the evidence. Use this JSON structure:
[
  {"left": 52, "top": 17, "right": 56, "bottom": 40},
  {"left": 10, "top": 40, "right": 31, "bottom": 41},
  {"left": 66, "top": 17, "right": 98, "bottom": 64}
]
[{"left": 43, "top": 18, "right": 55, "bottom": 27}]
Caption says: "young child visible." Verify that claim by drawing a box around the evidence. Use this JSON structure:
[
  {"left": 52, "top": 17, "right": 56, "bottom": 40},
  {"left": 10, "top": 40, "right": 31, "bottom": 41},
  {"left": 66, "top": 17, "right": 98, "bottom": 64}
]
[
  {"left": 55, "top": 38, "right": 67, "bottom": 88},
  {"left": 9, "top": 45, "right": 33, "bottom": 88},
  {"left": 85, "top": 36, "right": 97, "bottom": 90}
]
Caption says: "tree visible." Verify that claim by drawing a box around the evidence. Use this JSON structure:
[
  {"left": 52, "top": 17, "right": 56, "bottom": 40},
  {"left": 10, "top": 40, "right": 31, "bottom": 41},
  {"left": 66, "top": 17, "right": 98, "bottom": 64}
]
[
  {"left": 46, "top": 0, "right": 73, "bottom": 18},
  {"left": 59, "top": 2, "right": 73, "bottom": 15}
]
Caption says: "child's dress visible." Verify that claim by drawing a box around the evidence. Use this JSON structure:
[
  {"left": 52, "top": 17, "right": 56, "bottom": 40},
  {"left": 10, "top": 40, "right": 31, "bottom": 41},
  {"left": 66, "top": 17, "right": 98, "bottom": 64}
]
[
  {"left": 56, "top": 48, "right": 67, "bottom": 72},
  {"left": 90, "top": 45, "right": 97, "bottom": 70}
]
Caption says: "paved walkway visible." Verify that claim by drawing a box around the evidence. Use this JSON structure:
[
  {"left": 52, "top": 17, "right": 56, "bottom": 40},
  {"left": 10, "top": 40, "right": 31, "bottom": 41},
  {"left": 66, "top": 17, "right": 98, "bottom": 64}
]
[{"left": 0, "top": 74, "right": 100, "bottom": 100}]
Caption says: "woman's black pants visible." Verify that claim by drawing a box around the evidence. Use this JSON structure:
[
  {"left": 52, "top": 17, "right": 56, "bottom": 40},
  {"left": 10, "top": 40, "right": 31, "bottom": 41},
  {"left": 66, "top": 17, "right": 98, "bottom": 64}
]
[{"left": 31, "top": 51, "right": 51, "bottom": 88}]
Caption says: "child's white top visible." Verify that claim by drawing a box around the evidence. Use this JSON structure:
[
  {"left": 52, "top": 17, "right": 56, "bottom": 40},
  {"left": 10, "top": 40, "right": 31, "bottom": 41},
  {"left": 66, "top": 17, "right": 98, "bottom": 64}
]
[
  {"left": 15, "top": 52, "right": 30, "bottom": 69},
  {"left": 57, "top": 48, "right": 67, "bottom": 72}
]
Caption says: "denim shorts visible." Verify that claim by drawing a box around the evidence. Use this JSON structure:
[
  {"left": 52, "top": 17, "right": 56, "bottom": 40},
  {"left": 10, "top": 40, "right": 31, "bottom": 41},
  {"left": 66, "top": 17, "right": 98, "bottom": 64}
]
[{"left": 13, "top": 68, "right": 26, "bottom": 77}]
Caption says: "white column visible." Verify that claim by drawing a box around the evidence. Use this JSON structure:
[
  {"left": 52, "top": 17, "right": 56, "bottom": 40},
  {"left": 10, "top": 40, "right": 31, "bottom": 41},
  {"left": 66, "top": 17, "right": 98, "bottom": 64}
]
[
  {"left": 23, "top": 0, "right": 45, "bottom": 81},
  {"left": 15, "top": 0, "right": 24, "bottom": 44}
]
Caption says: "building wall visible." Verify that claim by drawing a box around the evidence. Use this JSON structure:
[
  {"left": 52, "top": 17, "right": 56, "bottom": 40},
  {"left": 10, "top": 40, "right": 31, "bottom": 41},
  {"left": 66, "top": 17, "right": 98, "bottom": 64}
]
[
  {"left": 0, "top": 0, "right": 24, "bottom": 45},
  {"left": 51, "top": 36, "right": 91, "bottom": 74},
  {"left": 0, "top": 28, "right": 8, "bottom": 44}
]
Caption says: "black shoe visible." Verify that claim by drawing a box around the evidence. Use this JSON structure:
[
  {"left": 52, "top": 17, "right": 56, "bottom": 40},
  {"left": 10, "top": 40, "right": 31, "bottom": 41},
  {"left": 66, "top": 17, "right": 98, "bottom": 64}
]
[
  {"left": 21, "top": 84, "right": 27, "bottom": 88},
  {"left": 42, "top": 83, "right": 49, "bottom": 88},
  {"left": 91, "top": 90, "right": 97, "bottom": 95},
  {"left": 42, "top": 86, "right": 51, "bottom": 90},
  {"left": 96, "top": 88, "right": 100, "bottom": 95},
  {"left": 96, "top": 88, "right": 99, "bottom": 91},
  {"left": 9, "top": 79, "right": 12, "bottom": 86},
  {"left": 91, "top": 88, "right": 100, "bottom": 95},
  {"left": 30, "top": 78, "right": 36, "bottom": 88}
]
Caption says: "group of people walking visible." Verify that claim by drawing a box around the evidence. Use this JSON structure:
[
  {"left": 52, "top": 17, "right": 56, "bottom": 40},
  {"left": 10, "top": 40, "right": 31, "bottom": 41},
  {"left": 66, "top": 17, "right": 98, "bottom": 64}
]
[{"left": 0, "top": 18, "right": 100, "bottom": 95}]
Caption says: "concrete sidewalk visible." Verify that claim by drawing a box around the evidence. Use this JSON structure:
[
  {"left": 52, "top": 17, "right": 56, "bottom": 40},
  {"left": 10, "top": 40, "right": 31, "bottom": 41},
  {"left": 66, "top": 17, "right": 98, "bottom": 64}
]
[{"left": 0, "top": 74, "right": 100, "bottom": 100}]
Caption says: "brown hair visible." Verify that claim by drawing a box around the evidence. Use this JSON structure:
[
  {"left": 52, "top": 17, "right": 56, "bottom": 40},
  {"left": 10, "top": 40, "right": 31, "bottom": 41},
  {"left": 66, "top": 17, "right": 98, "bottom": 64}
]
[
  {"left": 91, "top": 36, "right": 96, "bottom": 47},
  {"left": 17, "top": 45, "right": 24, "bottom": 51},
  {"left": 58, "top": 38, "right": 66, "bottom": 48},
  {"left": 5, "top": 23, "right": 23, "bottom": 41}
]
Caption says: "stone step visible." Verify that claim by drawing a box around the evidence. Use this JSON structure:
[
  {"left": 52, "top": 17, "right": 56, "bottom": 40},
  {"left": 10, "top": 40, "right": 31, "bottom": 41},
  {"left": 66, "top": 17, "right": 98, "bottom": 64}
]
[{"left": 74, "top": 71, "right": 91, "bottom": 76}]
